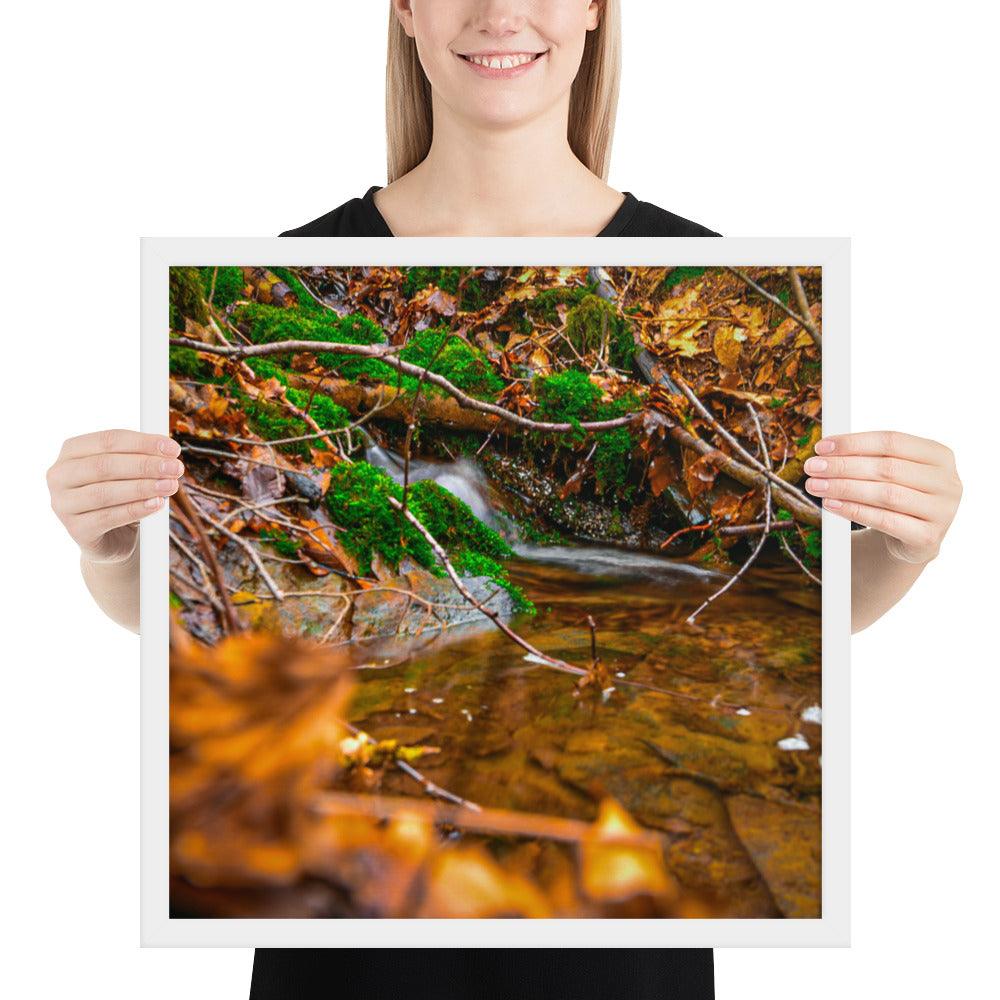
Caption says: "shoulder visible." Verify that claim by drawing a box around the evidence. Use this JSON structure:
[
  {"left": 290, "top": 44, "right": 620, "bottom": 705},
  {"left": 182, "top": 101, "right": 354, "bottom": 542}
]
[
  {"left": 615, "top": 194, "right": 722, "bottom": 237},
  {"left": 279, "top": 185, "right": 391, "bottom": 237}
]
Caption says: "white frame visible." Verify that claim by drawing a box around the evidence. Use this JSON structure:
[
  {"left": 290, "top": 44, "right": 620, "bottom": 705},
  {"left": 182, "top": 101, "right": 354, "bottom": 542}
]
[{"left": 141, "top": 237, "right": 850, "bottom": 948}]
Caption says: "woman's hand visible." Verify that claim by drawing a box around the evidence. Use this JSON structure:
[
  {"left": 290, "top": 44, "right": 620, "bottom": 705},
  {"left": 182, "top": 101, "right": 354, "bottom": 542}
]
[
  {"left": 47, "top": 429, "right": 183, "bottom": 562},
  {"left": 803, "top": 430, "right": 962, "bottom": 563}
]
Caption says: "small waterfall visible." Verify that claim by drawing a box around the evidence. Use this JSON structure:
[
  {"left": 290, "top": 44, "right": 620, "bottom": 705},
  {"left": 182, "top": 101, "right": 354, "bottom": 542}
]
[
  {"left": 356, "top": 430, "right": 721, "bottom": 582},
  {"left": 359, "top": 430, "right": 501, "bottom": 529}
]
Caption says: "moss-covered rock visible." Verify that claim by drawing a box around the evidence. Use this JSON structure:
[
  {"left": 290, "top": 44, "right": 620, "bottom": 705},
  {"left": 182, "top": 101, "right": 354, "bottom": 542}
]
[
  {"left": 532, "top": 369, "right": 639, "bottom": 495},
  {"left": 169, "top": 267, "right": 208, "bottom": 331},
  {"left": 398, "top": 327, "right": 504, "bottom": 400},
  {"left": 563, "top": 293, "right": 635, "bottom": 370},
  {"left": 324, "top": 461, "right": 532, "bottom": 612}
]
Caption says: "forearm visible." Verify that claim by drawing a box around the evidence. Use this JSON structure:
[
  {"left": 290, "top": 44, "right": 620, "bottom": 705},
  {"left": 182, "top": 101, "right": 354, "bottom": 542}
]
[
  {"left": 80, "top": 535, "right": 141, "bottom": 634},
  {"left": 850, "top": 526, "right": 930, "bottom": 633}
]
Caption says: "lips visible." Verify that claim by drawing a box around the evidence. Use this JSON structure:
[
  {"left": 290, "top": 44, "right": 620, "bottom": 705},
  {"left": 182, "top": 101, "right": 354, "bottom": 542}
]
[{"left": 456, "top": 50, "right": 547, "bottom": 78}]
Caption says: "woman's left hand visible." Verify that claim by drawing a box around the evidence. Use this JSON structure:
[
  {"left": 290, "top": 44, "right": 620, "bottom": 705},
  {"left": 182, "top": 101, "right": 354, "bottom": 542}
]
[{"left": 803, "top": 430, "right": 963, "bottom": 563}]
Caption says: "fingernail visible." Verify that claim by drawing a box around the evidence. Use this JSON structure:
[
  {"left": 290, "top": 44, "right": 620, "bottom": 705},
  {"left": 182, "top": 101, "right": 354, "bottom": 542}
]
[
  {"left": 158, "top": 438, "right": 181, "bottom": 457},
  {"left": 155, "top": 479, "right": 174, "bottom": 493},
  {"left": 806, "top": 477, "right": 828, "bottom": 492},
  {"left": 145, "top": 496, "right": 163, "bottom": 509},
  {"left": 815, "top": 439, "right": 835, "bottom": 454},
  {"left": 805, "top": 457, "right": 827, "bottom": 472},
  {"left": 160, "top": 459, "right": 182, "bottom": 476},
  {"left": 823, "top": 498, "right": 843, "bottom": 509}
]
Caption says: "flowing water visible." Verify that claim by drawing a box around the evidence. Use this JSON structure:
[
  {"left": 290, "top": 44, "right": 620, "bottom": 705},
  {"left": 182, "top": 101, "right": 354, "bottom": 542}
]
[{"left": 342, "top": 445, "right": 823, "bottom": 917}]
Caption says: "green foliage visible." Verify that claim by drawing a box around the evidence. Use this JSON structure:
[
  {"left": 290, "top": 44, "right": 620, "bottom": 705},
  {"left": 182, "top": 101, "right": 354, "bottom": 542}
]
[
  {"left": 526, "top": 283, "right": 596, "bottom": 324},
  {"left": 803, "top": 528, "right": 821, "bottom": 562},
  {"left": 563, "top": 294, "right": 635, "bottom": 369},
  {"left": 661, "top": 267, "right": 708, "bottom": 294},
  {"left": 532, "top": 370, "right": 639, "bottom": 494},
  {"left": 169, "top": 346, "right": 215, "bottom": 381},
  {"left": 244, "top": 357, "right": 289, "bottom": 385},
  {"left": 399, "top": 327, "right": 504, "bottom": 400},
  {"left": 233, "top": 302, "right": 401, "bottom": 384},
  {"left": 169, "top": 267, "right": 208, "bottom": 331},
  {"left": 324, "top": 462, "right": 529, "bottom": 610},
  {"left": 285, "top": 388, "right": 349, "bottom": 432},
  {"left": 236, "top": 386, "right": 348, "bottom": 458},
  {"left": 197, "top": 267, "right": 245, "bottom": 309},
  {"left": 270, "top": 267, "right": 325, "bottom": 314},
  {"left": 259, "top": 529, "right": 302, "bottom": 559},
  {"left": 401, "top": 267, "right": 491, "bottom": 312}
]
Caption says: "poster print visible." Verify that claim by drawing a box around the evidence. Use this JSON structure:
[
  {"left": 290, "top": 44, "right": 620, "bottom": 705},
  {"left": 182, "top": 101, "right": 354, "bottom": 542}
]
[{"left": 142, "top": 238, "right": 849, "bottom": 947}]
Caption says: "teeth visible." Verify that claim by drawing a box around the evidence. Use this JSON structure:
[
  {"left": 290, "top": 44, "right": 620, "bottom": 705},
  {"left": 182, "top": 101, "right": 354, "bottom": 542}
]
[{"left": 467, "top": 52, "right": 537, "bottom": 69}]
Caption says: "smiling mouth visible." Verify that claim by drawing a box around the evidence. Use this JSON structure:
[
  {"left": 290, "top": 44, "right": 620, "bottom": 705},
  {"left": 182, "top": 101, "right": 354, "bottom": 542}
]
[{"left": 457, "top": 50, "right": 547, "bottom": 71}]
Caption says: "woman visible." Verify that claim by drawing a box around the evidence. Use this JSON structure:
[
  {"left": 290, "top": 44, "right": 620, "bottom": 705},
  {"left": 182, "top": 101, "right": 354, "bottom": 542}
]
[{"left": 45, "top": 2, "right": 963, "bottom": 998}]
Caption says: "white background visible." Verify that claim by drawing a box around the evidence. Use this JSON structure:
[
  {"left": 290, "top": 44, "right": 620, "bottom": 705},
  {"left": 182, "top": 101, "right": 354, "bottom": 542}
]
[{"left": 2, "top": 1, "right": 996, "bottom": 997}]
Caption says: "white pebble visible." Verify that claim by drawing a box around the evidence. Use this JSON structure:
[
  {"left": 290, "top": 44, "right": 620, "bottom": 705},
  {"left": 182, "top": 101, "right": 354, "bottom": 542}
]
[
  {"left": 777, "top": 733, "right": 810, "bottom": 751},
  {"left": 801, "top": 704, "right": 822, "bottom": 724}
]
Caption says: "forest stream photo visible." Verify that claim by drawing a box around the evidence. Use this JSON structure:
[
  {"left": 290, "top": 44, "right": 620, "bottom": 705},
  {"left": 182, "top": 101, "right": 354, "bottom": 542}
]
[{"left": 166, "top": 263, "right": 824, "bottom": 920}]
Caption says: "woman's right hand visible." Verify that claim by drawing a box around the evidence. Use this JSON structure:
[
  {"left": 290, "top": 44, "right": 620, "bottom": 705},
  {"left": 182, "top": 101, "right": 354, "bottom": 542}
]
[{"left": 47, "top": 429, "right": 184, "bottom": 562}]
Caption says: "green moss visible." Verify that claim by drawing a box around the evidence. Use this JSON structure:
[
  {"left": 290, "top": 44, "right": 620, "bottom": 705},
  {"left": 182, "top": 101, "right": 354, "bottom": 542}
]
[
  {"left": 270, "top": 267, "right": 326, "bottom": 314},
  {"left": 661, "top": 266, "right": 708, "bottom": 294},
  {"left": 244, "top": 357, "right": 289, "bottom": 385},
  {"left": 233, "top": 302, "right": 402, "bottom": 385},
  {"left": 401, "top": 267, "right": 491, "bottom": 312},
  {"left": 169, "top": 267, "right": 208, "bottom": 331},
  {"left": 259, "top": 529, "right": 302, "bottom": 558},
  {"left": 169, "top": 346, "right": 215, "bottom": 381},
  {"left": 197, "top": 267, "right": 245, "bottom": 309},
  {"left": 563, "top": 294, "right": 635, "bottom": 369},
  {"left": 236, "top": 386, "right": 348, "bottom": 458},
  {"left": 532, "top": 370, "right": 639, "bottom": 494},
  {"left": 526, "top": 283, "right": 596, "bottom": 324},
  {"left": 324, "top": 461, "right": 530, "bottom": 611},
  {"left": 399, "top": 327, "right": 503, "bottom": 400}
]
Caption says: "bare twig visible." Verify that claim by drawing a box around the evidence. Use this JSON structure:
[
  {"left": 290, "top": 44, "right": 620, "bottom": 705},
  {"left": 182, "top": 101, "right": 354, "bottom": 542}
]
[
  {"left": 685, "top": 403, "right": 773, "bottom": 625},
  {"left": 173, "top": 486, "right": 241, "bottom": 633},
  {"left": 188, "top": 495, "right": 286, "bottom": 601},
  {"left": 727, "top": 267, "right": 821, "bottom": 348}
]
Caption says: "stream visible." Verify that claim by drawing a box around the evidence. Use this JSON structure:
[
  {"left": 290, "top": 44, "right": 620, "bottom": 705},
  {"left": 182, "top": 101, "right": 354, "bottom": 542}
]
[{"left": 339, "top": 443, "right": 823, "bottom": 918}]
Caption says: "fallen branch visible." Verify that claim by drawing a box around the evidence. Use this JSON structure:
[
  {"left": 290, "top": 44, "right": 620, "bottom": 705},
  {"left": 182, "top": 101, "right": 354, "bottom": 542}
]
[
  {"left": 673, "top": 372, "right": 813, "bottom": 509},
  {"left": 170, "top": 336, "right": 638, "bottom": 435},
  {"left": 787, "top": 267, "right": 822, "bottom": 349}
]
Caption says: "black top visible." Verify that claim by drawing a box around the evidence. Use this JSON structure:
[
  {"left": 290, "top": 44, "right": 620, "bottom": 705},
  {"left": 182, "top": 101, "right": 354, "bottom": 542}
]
[
  {"left": 256, "top": 189, "right": 719, "bottom": 1000},
  {"left": 280, "top": 185, "right": 720, "bottom": 238}
]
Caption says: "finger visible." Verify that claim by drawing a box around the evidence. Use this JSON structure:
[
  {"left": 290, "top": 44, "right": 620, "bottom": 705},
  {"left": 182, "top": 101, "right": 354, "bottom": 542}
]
[
  {"left": 803, "top": 454, "right": 941, "bottom": 492},
  {"left": 59, "top": 429, "right": 180, "bottom": 462},
  {"left": 68, "top": 496, "right": 165, "bottom": 548},
  {"left": 805, "top": 476, "right": 943, "bottom": 521},
  {"left": 59, "top": 477, "right": 180, "bottom": 515},
  {"left": 821, "top": 497, "right": 934, "bottom": 549},
  {"left": 53, "top": 453, "right": 184, "bottom": 489},
  {"left": 815, "top": 430, "right": 952, "bottom": 466}
]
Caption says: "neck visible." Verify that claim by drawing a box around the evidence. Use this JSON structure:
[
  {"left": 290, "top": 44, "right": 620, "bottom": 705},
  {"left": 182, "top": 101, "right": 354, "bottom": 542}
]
[{"left": 398, "top": 93, "right": 603, "bottom": 235}]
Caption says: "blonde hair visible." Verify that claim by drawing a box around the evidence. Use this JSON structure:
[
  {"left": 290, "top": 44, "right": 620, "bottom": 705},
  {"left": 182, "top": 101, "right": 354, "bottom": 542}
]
[{"left": 385, "top": 1, "right": 621, "bottom": 182}]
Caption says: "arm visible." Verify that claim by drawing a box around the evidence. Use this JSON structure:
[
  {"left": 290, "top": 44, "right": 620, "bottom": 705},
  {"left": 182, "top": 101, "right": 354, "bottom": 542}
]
[
  {"left": 801, "top": 430, "right": 963, "bottom": 634},
  {"left": 80, "top": 535, "right": 142, "bottom": 633},
  {"left": 47, "top": 429, "right": 184, "bottom": 634}
]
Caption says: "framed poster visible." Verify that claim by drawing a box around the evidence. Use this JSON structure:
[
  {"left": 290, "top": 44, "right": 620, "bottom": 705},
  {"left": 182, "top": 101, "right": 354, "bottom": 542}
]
[{"left": 141, "top": 237, "right": 850, "bottom": 947}]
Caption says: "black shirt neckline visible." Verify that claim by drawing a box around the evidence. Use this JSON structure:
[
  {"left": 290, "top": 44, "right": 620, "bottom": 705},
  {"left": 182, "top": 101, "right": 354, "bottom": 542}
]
[{"left": 359, "top": 184, "right": 640, "bottom": 237}]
